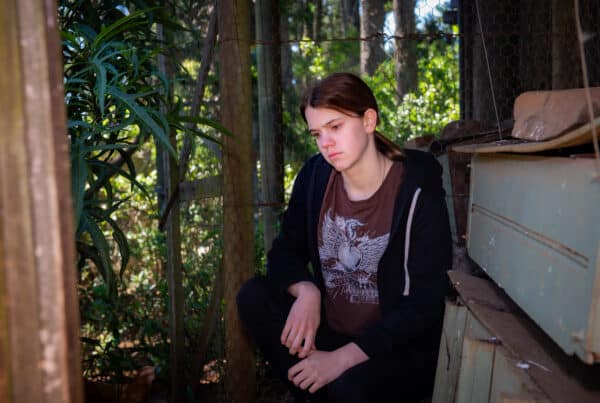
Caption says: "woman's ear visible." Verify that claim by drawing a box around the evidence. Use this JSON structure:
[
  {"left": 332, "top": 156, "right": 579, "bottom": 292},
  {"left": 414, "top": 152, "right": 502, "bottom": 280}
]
[{"left": 363, "top": 108, "right": 378, "bottom": 133}]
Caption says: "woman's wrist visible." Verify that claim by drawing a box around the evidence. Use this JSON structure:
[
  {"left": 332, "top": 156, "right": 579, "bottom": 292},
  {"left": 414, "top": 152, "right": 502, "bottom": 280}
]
[{"left": 288, "top": 281, "right": 320, "bottom": 298}]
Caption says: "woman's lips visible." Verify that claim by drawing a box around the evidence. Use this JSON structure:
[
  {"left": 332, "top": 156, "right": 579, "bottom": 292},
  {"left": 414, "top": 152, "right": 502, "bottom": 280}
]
[{"left": 328, "top": 152, "right": 341, "bottom": 159}]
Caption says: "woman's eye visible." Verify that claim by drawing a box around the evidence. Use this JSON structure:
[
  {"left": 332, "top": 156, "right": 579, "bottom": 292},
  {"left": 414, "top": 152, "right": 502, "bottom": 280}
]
[
  {"left": 331, "top": 124, "right": 340, "bottom": 130},
  {"left": 310, "top": 132, "right": 320, "bottom": 138}
]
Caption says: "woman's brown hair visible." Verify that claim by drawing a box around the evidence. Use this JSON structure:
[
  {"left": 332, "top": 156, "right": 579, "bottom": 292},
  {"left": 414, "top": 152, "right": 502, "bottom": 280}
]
[{"left": 300, "top": 72, "right": 405, "bottom": 161}]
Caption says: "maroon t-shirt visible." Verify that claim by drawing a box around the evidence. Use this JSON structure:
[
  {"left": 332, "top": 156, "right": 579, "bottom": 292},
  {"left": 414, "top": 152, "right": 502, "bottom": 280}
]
[{"left": 318, "top": 161, "right": 404, "bottom": 336}]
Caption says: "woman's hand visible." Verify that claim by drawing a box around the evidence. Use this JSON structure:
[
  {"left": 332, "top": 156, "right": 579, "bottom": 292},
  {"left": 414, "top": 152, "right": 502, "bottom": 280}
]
[
  {"left": 281, "top": 281, "right": 321, "bottom": 358},
  {"left": 288, "top": 343, "right": 369, "bottom": 393}
]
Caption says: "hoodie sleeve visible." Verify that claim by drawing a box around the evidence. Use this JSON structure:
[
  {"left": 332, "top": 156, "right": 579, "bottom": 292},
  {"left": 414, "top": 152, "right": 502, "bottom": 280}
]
[
  {"left": 354, "top": 156, "right": 453, "bottom": 358},
  {"left": 266, "top": 159, "right": 316, "bottom": 292}
]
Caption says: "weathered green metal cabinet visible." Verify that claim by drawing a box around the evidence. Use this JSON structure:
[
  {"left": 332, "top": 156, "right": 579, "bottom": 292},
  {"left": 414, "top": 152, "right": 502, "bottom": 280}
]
[{"left": 466, "top": 153, "right": 600, "bottom": 364}]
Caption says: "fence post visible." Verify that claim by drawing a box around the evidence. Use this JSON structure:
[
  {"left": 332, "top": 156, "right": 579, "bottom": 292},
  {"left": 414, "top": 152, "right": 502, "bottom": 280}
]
[{"left": 0, "top": 1, "right": 84, "bottom": 402}]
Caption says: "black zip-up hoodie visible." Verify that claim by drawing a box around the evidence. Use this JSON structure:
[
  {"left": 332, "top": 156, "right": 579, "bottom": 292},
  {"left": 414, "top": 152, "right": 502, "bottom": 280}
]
[{"left": 267, "top": 148, "right": 452, "bottom": 360}]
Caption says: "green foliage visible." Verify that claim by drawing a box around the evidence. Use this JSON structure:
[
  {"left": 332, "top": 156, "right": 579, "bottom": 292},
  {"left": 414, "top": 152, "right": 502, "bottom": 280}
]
[
  {"left": 62, "top": 3, "right": 175, "bottom": 297},
  {"left": 79, "top": 270, "right": 168, "bottom": 383},
  {"left": 62, "top": 1, "right": 226, "bottom": 388},
  {"left": 63, "top": 0, "right": 460, "bottom": 394},
  {"left": 365, "top": 28, "right": 459, "bottom": 143}
]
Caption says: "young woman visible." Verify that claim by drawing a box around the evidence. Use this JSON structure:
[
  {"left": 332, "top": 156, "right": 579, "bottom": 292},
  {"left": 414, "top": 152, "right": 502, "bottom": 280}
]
[{"left": 237, "top": 72, "right": 452, "bottom": 403}]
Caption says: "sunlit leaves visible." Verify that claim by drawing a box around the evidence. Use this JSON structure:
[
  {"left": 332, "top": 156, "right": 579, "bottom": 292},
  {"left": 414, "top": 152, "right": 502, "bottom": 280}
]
[{"left": 62, "top": 5, "right": 171, "bottom": 296}]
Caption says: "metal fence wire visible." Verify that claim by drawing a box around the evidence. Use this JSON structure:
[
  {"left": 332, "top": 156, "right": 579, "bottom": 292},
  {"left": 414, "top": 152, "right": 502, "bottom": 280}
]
[
  {"left": 268, "top": 0, "right": 600, "bottom": 143},
  {"left": 459, "top": 0, "right": 600, "bottom": 128}
]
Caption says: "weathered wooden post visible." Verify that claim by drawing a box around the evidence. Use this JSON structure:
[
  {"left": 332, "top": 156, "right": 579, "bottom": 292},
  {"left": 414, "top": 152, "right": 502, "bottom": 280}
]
[
  {"left": 255, "top": 0, "right": 284, "bottom": 254},
  {"left": 0, "top": 1, "right": 83, "bottom": 402},
  {"left": 219, "top": 0, "right": 256, "bottom": 401}
]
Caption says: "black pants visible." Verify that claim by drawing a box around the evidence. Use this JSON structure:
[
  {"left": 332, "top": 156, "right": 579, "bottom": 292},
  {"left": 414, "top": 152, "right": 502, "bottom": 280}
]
[{"left": 236, "top": 276, "right": 437, "bottom": 403}]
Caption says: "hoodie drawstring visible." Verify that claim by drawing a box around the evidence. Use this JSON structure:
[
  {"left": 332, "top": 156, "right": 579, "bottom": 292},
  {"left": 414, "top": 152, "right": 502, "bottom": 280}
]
[{"left": 403, "top": 188, "right": 421, "bottom": 296}]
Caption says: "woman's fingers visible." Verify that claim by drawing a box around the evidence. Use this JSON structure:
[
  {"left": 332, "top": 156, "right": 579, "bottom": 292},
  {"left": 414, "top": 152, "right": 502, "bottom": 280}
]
[
  {"left": 281, "top": 286, "right": 320, "bottom": 355},
  {"left": 297, "top": 329, "right": 315, "bottom": 358},
  {"left": 280, "top": 323, "right": 290, "bottom": 345},
  {"left": 289, "top": 328, "right": 307, "bottom": 355}
]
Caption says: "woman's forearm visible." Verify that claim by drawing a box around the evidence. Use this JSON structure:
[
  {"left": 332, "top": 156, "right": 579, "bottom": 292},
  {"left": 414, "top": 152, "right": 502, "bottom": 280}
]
[{"left": 287, "top": 280, "right": 320, "bottom": 298}]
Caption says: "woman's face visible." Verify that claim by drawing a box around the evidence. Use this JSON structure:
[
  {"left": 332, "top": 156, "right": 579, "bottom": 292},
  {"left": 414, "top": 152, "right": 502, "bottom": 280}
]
[{"left": 305, "top": 106, "right": 377, "bottom": 173}]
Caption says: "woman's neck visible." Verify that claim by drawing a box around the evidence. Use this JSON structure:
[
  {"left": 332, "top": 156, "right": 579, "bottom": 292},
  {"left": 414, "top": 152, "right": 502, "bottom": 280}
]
[{"left": 341, "top": 150, "right": 391, "bottom": 201}]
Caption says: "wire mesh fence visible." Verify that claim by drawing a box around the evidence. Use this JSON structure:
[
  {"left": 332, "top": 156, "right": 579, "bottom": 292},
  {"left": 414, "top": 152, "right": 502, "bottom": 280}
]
[{"left": 160, "top": 2, "right": 600, "bottom": 398}]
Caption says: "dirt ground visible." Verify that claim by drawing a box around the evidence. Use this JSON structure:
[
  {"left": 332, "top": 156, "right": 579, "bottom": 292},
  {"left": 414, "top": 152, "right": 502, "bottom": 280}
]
[{"left": 146, "top": 359, "right": 291, "bottom": 403}]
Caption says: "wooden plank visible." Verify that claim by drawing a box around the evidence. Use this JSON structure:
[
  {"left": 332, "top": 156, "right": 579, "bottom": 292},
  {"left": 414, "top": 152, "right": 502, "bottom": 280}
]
[
  {"left": 500, "top": 394, "right": 550, "bottom": 403},
  {"left": 0, "top": 193, "right": 8, "bottom": 403},
  {"left": 449, "top": 270, "right": 600, "bottom": 403},
  {"left": 489, "top": 348, "right": 548, "bottom": 403},
  {"left": 432, "top": 300, "right": 468, "bottom": 403},
  {"left": 465, "top": 310, "right": 492, "bottom": 340},
  {"left": 0, "top": 0, "right": 46, "bottom": 401},
  {"left": 18, "top": 0, "right": 83, "bottom": 401},
  {"left": 452, "top": 116, "right": 600, "bottom": 153},
  {"left": 455, "top": 335, "right": 495, "bottom": 403},
  {"left": 0, "top": 0, "right": 83, "bottom": 402}
]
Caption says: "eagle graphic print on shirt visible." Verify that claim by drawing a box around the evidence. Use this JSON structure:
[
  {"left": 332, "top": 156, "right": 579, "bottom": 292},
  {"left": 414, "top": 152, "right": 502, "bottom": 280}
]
[
  {"left": 318, "top": 161, "right": 404, "bottom": 336},
  {"left": 320, "top": 210, "right": 388, "bottom": 304}
]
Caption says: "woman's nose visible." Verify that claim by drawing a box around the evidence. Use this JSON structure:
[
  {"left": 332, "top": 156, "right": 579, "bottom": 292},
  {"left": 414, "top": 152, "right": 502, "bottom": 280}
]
[{"left": 319, "top": 132, "right": 335, "bottom": 148}]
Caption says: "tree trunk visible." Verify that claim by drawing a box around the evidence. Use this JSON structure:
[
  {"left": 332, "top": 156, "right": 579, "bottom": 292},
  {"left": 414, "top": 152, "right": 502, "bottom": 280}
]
[
  {"left": 341, "top": 0, "right": 360, "bottom": 35},
  {"left": 393, "top": 0, "right": 418, "bottom": 98},
  {"left": 219, "top": 1, "right": 256, "bottom": 402},
  {"left": 256, "top": 0, "right": 284, "bottom": 254},
  {"left": 313, "top": 0, "right": 323, "bottom": 43},
  {"left": 157, "top": 19, "right": 186, "bottom": 403},
  {"left": 360, "top": 0, "right": 386, "bottom": 76},
  {"left": 0, "top": 1, "right": 83, "bottom": 402},
  {"left": 280, "top": 1, "right": 293, "bottom": 95},
  {"left": 164, "top": 126, "right": 185, "bottom": 403}
]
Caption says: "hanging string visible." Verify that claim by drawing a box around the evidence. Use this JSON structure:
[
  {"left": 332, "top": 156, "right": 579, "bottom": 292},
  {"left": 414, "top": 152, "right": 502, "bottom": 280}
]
[
  {"left": 474, "top": 0, "right": 503, "bottom": 139},
  {"left": 574, "top": 0, "right": 600, "bottom": 179}
]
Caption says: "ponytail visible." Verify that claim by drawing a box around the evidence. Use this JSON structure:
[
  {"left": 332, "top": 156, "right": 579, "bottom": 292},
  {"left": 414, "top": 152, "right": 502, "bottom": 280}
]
[{"left": 374, "top": 131, "right": 405, "bottom": 161}]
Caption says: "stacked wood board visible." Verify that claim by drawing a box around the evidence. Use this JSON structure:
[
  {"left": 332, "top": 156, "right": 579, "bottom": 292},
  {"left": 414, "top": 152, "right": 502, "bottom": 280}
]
[{"left": 432, "top": 271, "right": 600, "bottom": 403}]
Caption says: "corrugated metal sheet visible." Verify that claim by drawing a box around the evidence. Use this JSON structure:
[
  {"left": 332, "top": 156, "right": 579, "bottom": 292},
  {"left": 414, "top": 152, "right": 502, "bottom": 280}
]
[{"left": 466, "top": 153, "right": 600, "bottom": 364}]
